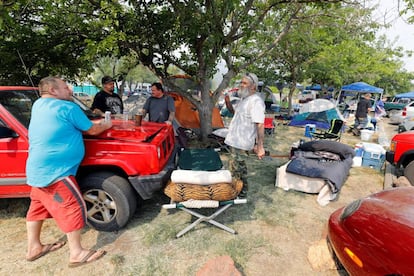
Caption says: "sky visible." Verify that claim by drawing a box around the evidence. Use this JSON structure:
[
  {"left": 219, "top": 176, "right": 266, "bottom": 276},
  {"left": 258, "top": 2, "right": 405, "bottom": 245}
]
[
  {"left": 212, "top": 1, "right": 414, "bottom": 89},
  {"left": 375, "top": 0, "right": 414, "bottom": 71}
]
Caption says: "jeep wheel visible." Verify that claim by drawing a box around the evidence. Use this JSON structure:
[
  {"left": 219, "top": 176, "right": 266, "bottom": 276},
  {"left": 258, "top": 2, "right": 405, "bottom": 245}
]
[
  {"left": 80, "top": 172, "right": 137, "bottom": 232},
  {"left": 403, "top": 161, "right": 414, "bottom": 186}
]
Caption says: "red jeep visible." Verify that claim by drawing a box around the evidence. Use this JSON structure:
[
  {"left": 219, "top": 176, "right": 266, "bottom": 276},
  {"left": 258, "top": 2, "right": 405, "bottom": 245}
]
[
  {"left": 385, "top": 131, "right": 414, "bottom": 187},
  {"left": 0, "top": 86, "right": 176, "bottom": 231}
]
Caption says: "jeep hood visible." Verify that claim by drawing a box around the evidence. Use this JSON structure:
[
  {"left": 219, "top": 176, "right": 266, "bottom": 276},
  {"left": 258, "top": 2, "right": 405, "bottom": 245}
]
[{"left": 85, "top": 120, "right": 167, "bottom": 143}]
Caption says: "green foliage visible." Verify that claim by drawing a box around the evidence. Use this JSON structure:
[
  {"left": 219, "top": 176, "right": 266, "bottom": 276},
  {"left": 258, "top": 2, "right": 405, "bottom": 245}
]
[{"left": 2, "top": 0, "right": 413, "bottom": 132}]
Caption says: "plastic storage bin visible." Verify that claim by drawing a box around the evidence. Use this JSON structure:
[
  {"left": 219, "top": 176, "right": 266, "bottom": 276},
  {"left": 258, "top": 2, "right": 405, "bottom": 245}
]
[
  {"left": 361, "top": 142, "right": 385, "bottom": 170},
  {"left": 360, "top": 129, "right": 374, "bottom": 141}
]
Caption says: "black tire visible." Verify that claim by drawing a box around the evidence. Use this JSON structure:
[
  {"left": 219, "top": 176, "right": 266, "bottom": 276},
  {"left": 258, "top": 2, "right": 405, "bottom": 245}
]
[
  {"left": 79, "top": 172, "right": 137, "bottom": 232},
  {"left": 404, "top": 161, "right": 414, "bottom": 186}
]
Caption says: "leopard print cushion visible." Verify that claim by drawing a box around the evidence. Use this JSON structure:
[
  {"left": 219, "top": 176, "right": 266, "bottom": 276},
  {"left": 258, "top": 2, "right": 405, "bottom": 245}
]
[{"left": 164, "top": 179, "right": 243, "bottom": 202}]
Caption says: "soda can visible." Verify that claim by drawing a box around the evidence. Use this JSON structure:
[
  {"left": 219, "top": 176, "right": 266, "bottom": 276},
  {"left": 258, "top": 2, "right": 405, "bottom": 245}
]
[{"left": 104, "top": 111, "right": 111, "bottom": 122}]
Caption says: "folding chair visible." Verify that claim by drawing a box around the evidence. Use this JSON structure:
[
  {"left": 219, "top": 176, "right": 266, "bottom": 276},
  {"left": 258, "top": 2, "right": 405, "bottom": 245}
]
[
  {"left": 264, "top": 117, "right": 276, "bottom": 136},
  {"left": 163, "top": 148, "right": 246, "bottom": 238},
  {"left": 310, "top": 119, "right": 344, "bottom": 141}
]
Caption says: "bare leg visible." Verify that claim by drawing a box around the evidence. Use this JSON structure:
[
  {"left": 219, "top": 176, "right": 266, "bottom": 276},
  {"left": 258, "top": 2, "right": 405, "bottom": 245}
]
[
  {"left": 26, "top": 220, "right": 44, "bottom": 259},
  {"left": 67, "top": 229, "right": 105, "bottom": 263}
]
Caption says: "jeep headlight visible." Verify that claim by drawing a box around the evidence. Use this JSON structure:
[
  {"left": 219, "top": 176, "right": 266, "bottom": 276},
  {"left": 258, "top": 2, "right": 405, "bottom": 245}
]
[{"left": 389, "top": 141, "right": 397, "bottom": 152}]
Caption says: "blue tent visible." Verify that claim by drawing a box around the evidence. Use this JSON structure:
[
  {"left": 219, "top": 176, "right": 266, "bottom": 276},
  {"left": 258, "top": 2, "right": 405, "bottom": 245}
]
[
  {"left": 394, "top": 91, "right": 414, "bottom": 99},
  {"left": 289, "top": 108, "right": 343, "bottom": 129},
  {"left": 341, "top": 82, "right": 383, "bottom": 93},
  {"left": 305, "top": 84, "right": 334, "bottom": 91}
]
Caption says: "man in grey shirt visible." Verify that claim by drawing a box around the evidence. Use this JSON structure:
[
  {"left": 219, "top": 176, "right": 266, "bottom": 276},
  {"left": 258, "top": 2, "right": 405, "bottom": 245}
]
[{"left": 142, "top": 82, "right": 175, "bottom": 124}]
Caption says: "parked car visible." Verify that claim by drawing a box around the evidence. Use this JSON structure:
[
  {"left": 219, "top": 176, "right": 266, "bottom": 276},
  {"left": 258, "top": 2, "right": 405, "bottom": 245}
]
[
  {"left": 0, "top": 86, "right": 176, "bottom": 231},
  {"left": 385, "top": 127, "right": 414, "bottom": 186},
  {"left": 384, "top": 97, "right": 412, "bottom": 115},
  {"left": 389, "top": 110, "right": 405, "bottom": 125},
  {"left": 398, "top": 115, "right": 414, "bottom": 132},
  {"left": 73, "top": 91, "right": 93, "bottom": 106},
  {"left": 327, "top": 186, "right": 414, "bottom": 275},
  {"left": 389, "top": 101, "right": 414, "bottom": 125}
]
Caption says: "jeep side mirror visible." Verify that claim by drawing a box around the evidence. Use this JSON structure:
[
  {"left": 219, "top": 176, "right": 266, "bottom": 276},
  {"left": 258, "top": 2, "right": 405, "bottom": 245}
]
[{"left": 0, "top": 126, "right": 19, "bottom": 138}]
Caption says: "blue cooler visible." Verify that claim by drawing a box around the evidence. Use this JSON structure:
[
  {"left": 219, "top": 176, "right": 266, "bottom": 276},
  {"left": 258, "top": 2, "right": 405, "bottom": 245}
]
[
  {"left": 361, "top": 143, "right": 385, "bottom": 170},
  {"left": 270, "top": 104, "right": 280, "bottom": 112},
  {"left": 354, "top": 143, "right": 364, "bottom": 157},
  {"left": 304, "top": 124, "right": 316, "bottom": 138}
]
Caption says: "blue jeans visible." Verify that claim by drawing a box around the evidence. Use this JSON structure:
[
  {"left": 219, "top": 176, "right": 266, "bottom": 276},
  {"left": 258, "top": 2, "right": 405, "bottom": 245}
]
[{"left": 355, "top": 116, "right": 368, "bottom": 129}]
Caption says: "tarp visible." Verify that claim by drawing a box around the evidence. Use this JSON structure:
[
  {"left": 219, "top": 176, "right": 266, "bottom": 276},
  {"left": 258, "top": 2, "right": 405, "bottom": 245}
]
[
  {"left": 289, "top": 99, "right": 344, "bottom": 129},
  {"left": 299, "top": 99, "right": 335, "bottom": 113},
  {"left": 394, "top": 91, "right": 414, "bottom": 99},
  {"left": 168, "top": 92, "right": 224, "bottom": 129},
  {"left": 341, "top": 82, "right": 383, "bottom": 93}
]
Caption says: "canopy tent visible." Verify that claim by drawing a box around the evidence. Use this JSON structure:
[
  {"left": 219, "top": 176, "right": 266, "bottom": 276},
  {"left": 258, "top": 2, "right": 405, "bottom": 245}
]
[
  {"left": 394, "top": 91, "right": 414, "bottom": 99},
  {"left": 340, "top": 82, "right": 383, "bottom": 94},
  {"left": 337, "top": 82, "right": 384, "bottom": 107}
]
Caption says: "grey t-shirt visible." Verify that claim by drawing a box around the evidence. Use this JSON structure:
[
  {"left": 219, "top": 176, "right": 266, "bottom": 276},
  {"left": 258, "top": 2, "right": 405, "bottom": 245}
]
[{"left": 143, "top": 94, "right": 175, "bottom": 122}]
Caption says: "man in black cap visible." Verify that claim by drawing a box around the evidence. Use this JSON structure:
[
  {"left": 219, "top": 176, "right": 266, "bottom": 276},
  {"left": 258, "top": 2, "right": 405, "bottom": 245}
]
[{"left": 91, "top": 76, "right": 124, "bottom": 115}]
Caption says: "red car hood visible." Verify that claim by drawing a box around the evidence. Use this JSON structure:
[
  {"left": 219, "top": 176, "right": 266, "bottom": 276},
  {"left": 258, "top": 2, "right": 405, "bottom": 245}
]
[
  {"left": 89, "top": 119, "right": 167, "bottom": 142},
  {"left": 335, "top": 186, "right": 414, "bottom": 273}
]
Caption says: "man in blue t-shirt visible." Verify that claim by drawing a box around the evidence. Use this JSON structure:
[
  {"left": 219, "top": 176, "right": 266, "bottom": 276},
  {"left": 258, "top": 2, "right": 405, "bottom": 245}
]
[
  {"left": 142, "top": 82, "right": 175, "bottom": 124},
  {"left": 25, "top": 76, "right": 111, "bottom": 267}
]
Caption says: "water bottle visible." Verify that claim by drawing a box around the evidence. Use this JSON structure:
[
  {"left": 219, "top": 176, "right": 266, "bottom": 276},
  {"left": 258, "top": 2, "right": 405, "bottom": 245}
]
[
  {"left": 123, "top": 111, "right": 129, "bottom": 121},
  {"left": 104, "top": 111, "right": 111, "bottom": 122}
]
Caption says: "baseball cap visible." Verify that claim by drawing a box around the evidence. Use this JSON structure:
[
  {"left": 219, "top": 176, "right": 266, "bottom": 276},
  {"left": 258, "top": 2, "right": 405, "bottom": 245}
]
[{"left": 102, "top": 76, "right": 115, "bottom": 85}]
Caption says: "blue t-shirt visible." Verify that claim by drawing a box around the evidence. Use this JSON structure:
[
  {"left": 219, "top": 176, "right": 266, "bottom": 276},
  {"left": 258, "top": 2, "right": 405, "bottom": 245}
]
[{"left": 26, "top": 98, "right": 93, "bottom": 187}]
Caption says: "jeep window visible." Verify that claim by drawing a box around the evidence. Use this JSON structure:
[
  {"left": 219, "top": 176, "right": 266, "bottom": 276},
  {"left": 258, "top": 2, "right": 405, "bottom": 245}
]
[
  {"left": 0, "top": 89, "right": 38, "bottom": 128},
  {"left": 71, "top": 96, "right": 101, "bottom": 119}
]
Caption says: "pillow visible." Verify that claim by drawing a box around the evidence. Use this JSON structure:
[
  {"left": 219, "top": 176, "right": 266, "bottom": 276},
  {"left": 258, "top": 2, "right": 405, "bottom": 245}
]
[{"left": 170, "top": 169, "right": 232, "bottom": 185}]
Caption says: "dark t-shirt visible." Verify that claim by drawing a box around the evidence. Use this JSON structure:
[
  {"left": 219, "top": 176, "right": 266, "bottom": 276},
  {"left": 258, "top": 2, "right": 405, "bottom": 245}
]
[
  {"left": 143, "top": 95, "right": 175, "bottom": 123},
  {"left": 355, "top": 98, "right": 371, "bottom": 118},
  {"left": 91, "top": 90, "right": 123, "bottom": 114}
]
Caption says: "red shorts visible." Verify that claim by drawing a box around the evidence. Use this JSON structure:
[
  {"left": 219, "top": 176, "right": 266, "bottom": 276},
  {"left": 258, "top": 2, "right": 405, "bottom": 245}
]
[{"left": 26, "top": 176, "right": 87, "bottom": 233}]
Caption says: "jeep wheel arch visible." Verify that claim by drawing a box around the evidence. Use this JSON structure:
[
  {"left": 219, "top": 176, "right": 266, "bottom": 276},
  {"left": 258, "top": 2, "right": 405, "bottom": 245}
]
[{"left": 79, "top": 172, "right": 138, "bottom": 232}]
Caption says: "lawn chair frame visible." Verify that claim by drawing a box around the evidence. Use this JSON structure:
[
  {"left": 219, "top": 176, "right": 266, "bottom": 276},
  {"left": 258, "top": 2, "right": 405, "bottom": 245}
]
[{"left": 163, "top": 199, "right": 247, "bottom": 238}]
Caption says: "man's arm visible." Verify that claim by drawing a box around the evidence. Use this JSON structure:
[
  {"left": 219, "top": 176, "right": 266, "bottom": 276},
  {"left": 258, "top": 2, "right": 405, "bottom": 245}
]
[
  {"left": 224, "top": 94, "right": 234, "bottom": 114},
  {"left": 91, "top": 93, "right": 105, "bottom": 116},
  {"left": 83, "top": 120, "right": 112, "bottom": 136},
  {"left": 166, "top": 111, "right": 175, "bottom": 125},
  {"left": 254, "top": 122, "right": 265, "bottom": 159}
]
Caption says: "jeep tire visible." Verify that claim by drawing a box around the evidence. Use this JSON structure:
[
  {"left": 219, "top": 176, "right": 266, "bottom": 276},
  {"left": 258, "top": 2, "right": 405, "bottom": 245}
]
[
  {"left": 80, "top": 172, "right": 137, "bottom": 232},
  {"left": 403, "top": 160, "right": 414, "bottom": 186}
]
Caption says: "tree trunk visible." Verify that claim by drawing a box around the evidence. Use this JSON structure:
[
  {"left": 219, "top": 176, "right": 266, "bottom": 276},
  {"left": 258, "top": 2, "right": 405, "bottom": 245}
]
[{"left": 197, "top": 86, "right": 214, "bottom": 142}]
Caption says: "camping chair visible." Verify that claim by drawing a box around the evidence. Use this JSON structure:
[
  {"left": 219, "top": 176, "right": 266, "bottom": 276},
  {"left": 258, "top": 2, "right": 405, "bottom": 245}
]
[
  {"left": 310, "top": 119, "right": 344, "bottom": 141},
  {"left": 162, "top": 148, "right": 247, "bottom": 238},
  {"left": 264, "top": 117, "right": 276, "bottom": 136}
]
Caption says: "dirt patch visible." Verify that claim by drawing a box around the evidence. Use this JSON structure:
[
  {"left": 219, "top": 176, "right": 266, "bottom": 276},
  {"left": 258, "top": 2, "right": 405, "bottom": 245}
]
[{"left": 0, "top": 117, "right": 398, "bottom": 275}]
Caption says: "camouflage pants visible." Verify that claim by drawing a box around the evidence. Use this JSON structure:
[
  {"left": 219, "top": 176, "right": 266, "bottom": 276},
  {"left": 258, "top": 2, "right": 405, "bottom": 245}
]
[{"left": 228, "top": 147, "right": 249, "bottom": 195}]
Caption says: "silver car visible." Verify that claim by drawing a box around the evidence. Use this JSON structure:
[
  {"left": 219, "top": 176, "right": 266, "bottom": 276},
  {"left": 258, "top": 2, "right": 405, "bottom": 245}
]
[{"left": 399, "top": 116, "right": 414, "bottom": 132}]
